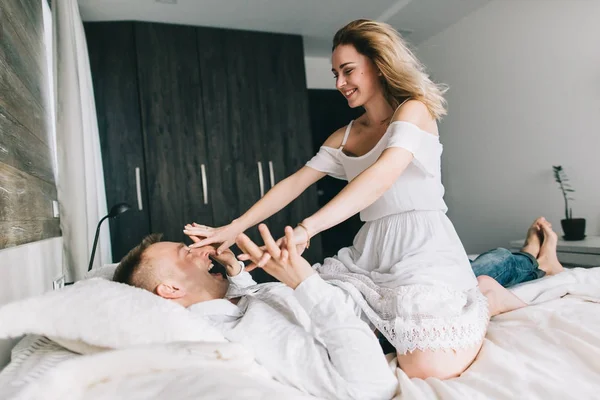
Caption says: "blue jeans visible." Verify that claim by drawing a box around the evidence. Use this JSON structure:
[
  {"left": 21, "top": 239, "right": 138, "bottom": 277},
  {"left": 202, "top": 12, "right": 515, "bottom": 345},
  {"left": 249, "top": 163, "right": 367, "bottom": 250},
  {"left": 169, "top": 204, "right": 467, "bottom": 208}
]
[{"left": 470, "top": 248, "right": 545, "bottom": 288}]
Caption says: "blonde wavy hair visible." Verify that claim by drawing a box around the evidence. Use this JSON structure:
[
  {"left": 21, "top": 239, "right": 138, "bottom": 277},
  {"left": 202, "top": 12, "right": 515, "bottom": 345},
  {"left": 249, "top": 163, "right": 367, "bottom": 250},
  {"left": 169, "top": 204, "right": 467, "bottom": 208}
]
[{"left": 333, "top": 19, "right": 448, "bottom": 120}]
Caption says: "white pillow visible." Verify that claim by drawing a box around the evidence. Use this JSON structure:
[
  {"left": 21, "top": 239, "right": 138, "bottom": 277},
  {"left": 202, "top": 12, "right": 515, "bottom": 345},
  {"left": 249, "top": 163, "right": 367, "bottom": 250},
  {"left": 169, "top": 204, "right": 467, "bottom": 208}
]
[
  {"left": 83, "top": 263, "right": 119, "bottom": 280},
  {"left": 0, "top": 278, "right": 226, "bottom": 355}
]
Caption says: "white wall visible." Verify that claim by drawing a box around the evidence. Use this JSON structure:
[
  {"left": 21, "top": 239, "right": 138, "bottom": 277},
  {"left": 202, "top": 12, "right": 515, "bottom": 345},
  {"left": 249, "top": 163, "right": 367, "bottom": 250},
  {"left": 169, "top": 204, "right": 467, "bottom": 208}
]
[
  {"left": 305, "top": 56, "right": 335, "bottom": 89},
  {"left": 0, "top": 238, "right": 63, "bottom": 367},
  {"left": 416, "top": 0, "right": 600, "bottom": 253}
]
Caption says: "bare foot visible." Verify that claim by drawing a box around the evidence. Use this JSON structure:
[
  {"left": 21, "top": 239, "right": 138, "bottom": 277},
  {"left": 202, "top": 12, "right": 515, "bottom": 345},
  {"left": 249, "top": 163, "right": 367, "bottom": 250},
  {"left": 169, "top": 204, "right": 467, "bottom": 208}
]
[
  {"left": 520, "top": 217, "right": 545, "bottom": 258},
  {"left": 536, "top": 220, "right": 565, "bottom": 276},
  {"left": 477, "top": 275, "right": 527, "bottom": 317}
]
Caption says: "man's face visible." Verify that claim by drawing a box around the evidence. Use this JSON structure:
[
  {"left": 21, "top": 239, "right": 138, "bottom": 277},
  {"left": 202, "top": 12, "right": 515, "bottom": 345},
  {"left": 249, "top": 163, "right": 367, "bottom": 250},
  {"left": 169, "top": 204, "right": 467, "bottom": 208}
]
[{"left": 145, "top": 241, "right": 229, "bottom": 300}]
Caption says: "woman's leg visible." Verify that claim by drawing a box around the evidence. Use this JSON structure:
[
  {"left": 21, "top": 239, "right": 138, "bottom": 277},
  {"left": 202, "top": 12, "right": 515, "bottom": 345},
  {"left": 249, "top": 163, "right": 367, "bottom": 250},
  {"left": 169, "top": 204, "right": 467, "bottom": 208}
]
[
  {"left": 397, "top": 276, "right": 527, "bottom": 379},
  {"left": 397, "top": 343, "right": 483, "bottom": 380},
  {"left": 477, "top": 275, "right": 527, "bottom": 316}
]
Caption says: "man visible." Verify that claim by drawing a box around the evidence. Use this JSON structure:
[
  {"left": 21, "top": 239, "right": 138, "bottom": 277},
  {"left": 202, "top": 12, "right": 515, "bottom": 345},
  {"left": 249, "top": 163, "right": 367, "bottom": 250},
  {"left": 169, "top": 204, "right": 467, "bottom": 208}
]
[
  {"left": 113, "top": 225, "right": 398, "bottom": 400},
  {"left": 470, "top": 217, "right": 564, "bottom": 287}
]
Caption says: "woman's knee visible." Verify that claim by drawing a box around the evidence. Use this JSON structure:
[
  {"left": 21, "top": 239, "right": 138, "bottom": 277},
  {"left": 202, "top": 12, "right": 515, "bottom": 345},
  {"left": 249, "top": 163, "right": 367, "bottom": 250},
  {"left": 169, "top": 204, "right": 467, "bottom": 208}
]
[{"left": 477, "top": 274, "right": 497, "bottom": 292}]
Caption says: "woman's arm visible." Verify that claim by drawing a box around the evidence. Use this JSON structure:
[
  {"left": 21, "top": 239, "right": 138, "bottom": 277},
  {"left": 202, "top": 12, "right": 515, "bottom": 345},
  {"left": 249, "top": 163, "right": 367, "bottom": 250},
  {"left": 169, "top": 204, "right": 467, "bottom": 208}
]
[
  {"left": 188, "top": 127, "right": 348, "bottom": 252},
  {"left": 301, "top": 147, "right": 413, "bottom": 236},
  {"left": 236, "top": 166, "right": 325, "bottom": 229},
  {"left": 300, "top": 100, "right": 435, "bottom": 238},
  {"left": 188, "top": 166, "right": 325, "bottom": 251}
]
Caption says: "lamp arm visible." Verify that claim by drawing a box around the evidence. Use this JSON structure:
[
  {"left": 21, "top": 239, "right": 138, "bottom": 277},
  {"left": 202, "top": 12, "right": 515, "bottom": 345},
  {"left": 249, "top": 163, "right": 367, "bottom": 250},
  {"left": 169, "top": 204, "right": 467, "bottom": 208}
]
[{"left": 88, "top": 214, "right": 110, "bottom": 272}]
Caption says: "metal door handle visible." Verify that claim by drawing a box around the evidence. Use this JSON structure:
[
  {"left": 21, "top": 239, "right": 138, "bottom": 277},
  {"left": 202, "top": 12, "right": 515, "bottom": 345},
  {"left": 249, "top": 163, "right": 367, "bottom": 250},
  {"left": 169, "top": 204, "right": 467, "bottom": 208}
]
[
  {"left": 257, "top": 161, "right": 265, "bottom": 197},
  {"left": 268, "top": 161, "right": 275, "bottom": 188},
  {"left": 201, "top": 164, "right": 208, "bottom": 205},
  {"left": 135, "top": 167, "right": 143, "bottom": 211}
]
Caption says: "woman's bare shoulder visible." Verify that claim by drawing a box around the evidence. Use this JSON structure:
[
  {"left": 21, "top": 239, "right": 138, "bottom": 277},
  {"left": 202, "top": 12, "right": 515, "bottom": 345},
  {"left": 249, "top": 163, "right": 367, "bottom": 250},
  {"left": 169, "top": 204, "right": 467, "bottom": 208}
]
[{"left": 391, "top": 100, "right": 438, "bottom": 136}]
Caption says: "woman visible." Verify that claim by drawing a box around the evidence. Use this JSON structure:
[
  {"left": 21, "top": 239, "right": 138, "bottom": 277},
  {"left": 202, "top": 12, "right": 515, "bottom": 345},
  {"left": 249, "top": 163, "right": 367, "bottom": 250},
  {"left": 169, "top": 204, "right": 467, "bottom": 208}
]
[{"left": 185, "top": 19, "right": 526, "bottom": 379}]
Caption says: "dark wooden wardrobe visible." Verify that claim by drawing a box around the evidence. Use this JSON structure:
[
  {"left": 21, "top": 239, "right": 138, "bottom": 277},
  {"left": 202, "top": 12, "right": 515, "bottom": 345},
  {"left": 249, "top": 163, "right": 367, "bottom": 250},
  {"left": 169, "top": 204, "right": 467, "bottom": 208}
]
[{"left": 85, "top": 21, "right": 322, "bottom": 282}]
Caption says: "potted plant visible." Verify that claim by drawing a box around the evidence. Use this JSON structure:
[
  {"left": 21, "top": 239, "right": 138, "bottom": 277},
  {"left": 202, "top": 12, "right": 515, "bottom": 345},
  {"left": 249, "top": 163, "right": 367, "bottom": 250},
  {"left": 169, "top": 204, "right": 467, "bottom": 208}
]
[{"left": 553, "top": 165, "right": 586, "bottom": 240}]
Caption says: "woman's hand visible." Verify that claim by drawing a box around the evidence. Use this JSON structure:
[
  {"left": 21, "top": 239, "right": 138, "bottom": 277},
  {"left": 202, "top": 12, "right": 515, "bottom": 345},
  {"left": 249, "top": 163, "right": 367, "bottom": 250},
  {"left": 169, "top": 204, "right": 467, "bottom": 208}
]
[
  {"left": 236, "top": 224, "right": 315, "bottom": 289},
  {"left": 183, "top": 221, "right": 245, "bottom": 254}
]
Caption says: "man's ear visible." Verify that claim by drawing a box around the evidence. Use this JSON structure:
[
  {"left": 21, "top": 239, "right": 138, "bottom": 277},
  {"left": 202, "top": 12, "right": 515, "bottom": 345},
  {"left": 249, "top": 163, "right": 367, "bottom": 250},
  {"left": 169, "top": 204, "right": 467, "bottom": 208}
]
[{"left": 155, "top": 283, "right": 186, "bottom": 300}]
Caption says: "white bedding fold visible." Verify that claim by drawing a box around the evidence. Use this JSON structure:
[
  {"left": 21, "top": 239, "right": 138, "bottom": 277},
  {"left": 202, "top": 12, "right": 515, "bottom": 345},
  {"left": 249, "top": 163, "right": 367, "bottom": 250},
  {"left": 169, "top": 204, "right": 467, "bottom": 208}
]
[{"left": 11, "top": 342, "right": 312, "bottom": 400}]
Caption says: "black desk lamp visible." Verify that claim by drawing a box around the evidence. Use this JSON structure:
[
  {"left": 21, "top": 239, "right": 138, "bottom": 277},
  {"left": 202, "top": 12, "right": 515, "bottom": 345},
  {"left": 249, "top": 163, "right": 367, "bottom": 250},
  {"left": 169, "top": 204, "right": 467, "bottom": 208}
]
[{"left": 87, "top": 202, "right": 132, "bottom": 272}]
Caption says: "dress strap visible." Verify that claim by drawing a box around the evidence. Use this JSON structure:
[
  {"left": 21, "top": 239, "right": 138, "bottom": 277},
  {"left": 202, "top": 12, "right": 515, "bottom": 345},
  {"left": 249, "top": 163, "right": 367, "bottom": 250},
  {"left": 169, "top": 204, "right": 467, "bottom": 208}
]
[
  {"left": 395, "top": 97, "right": 412, "bottom": 114},
  {"left": 339, "top": 120, "right": 353, "bottom": 150}
]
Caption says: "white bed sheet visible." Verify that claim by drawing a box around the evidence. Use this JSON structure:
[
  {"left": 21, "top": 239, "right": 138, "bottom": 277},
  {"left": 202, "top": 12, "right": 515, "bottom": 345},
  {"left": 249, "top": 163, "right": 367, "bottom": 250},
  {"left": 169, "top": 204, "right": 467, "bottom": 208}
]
[
  {"left": 392, "top": 267, "right": 600, "bottom": 399},
  {"left": 1, "top": 268, "right": 599, "bottom": 400}
]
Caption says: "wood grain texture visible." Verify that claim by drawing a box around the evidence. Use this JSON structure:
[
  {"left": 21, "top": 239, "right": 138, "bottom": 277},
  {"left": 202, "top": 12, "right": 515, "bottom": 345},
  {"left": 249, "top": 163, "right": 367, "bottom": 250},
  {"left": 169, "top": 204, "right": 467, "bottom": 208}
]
[
  {"left": 223, "top": 30, "right": 277, "bottom": 283},
  {"left": 251, "top": 32, "right": 291, "bottom": 242},
  {"left": 2, "top": 1, "right": 44, "bottom": 64},
  {"left": 136, "top": 22, "right": 213, "bottom": 243},
  {"left": 15, "top": 0, "right": 44, "bottom": 47},
  {"left": 0, "top": 105, "right": 54, "bottom": 184},
  {"left": 0, "top": 162, "right": 57, "bottom": 221},
  {"left": 196, "top": 27, "right": 243, "bottom": 230},
  {"left": 0, "top": 0, "right": 58, "bottom": 249},
  {"left": 0, "top": 220, "right": 61, "bottom": 248},
  {"left": 0, "top": 53, "right": 48, "bottom": 146},
  {"left": 277, "top": 35, "right": 323, "bottom": 263},
  {"left": 85, "top": 21, "right": 152, "bottom": 262},
  {"left": 198, "top": 28, "right": 322, "bottom": 269},
  {"left": 0, "top": 5, "right": 46, "bottom": 106}
]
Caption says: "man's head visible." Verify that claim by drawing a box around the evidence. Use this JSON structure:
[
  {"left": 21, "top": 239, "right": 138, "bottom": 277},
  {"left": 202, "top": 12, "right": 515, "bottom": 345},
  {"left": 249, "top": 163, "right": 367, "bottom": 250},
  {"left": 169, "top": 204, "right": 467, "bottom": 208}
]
[{"left": 113, "top": 234, "right": 229, "bottom": 307}]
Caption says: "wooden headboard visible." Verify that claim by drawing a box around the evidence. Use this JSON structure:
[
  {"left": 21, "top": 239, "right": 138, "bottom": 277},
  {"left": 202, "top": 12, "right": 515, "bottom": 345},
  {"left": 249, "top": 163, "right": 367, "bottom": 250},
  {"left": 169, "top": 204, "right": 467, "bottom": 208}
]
[{"left": 0, "top": 0, "right": 60, "bottom": 249}]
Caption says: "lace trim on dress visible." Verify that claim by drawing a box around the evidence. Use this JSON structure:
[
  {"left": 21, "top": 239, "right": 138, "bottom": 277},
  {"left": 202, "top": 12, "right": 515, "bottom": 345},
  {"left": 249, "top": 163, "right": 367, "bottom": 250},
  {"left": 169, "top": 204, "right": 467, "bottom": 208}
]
[{"left": 316, "top": 258, "right": 489, "bottom": 354}]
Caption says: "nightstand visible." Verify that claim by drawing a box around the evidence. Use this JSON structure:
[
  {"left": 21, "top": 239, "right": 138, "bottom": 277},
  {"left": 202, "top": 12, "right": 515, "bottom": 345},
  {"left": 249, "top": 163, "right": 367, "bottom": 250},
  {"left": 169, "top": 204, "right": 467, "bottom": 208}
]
[{"left": 509, "top": 236, "right": 600, "bottom": 268}]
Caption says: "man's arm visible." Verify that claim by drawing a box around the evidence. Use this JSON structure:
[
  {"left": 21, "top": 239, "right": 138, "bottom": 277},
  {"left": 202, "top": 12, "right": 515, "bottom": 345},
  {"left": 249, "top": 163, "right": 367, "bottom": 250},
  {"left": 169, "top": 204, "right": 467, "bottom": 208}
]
[
  {"left": 292, "top": 274, "right": 397, "bottom": 399},
  {"left": 236, "top": 226, "right": 397, "bottom": 399},
  {"left": 226, "top": 261, "right": 257, "bottom": 290}
]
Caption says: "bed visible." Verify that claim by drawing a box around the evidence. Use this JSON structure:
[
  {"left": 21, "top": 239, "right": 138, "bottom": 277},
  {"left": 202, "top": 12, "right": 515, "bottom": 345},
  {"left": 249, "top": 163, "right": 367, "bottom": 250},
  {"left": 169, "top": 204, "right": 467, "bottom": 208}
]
[{"left": 0, "top": 266, "right": 599, "bottom": 399}]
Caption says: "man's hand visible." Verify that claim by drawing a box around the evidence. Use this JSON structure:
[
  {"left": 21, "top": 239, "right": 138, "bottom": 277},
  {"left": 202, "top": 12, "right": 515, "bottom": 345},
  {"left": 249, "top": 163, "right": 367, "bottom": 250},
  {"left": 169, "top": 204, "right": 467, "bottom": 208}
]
[
  {"left": 240, "top": 225, "right": 309, "bottom": 272},
  {"left": 210, "top": 247, "right": 241, "bottom": 276},
  {"left": 188, "top": 234, "right": 241, "bottom": 276},
  {"left": 236, "top": 224, "right": 315, "bottom": 289}
]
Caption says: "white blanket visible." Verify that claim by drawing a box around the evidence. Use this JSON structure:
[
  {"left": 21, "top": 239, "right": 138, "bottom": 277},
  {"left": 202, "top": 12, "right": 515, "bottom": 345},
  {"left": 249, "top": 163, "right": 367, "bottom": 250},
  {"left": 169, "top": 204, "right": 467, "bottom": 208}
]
[
  {"left": 10, "top": 342, "right": 314, "bottom": 400},
  {"left": 3, "top": 268, "right": 600, "bottom": 399}
]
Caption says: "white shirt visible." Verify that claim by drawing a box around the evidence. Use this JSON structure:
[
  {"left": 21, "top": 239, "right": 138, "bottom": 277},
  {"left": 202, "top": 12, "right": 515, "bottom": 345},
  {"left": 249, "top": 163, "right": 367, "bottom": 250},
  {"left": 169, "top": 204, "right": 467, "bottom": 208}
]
[{"left": 189, "top": 269, "right": 397, "bottom": 400}]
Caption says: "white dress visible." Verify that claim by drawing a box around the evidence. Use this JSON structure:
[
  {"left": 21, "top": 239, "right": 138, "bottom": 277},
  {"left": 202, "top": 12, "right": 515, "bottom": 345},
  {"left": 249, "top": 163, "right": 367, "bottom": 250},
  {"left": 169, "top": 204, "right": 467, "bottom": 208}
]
[{"left": 306, "top": 119, "right": 489, "bottom": 354}]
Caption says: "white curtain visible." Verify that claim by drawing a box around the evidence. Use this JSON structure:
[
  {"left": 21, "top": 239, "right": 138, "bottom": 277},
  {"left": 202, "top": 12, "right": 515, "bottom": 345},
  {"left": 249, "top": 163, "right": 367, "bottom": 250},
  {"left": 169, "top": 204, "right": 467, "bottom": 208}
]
[{"left": 53, "top": 0, "right": 111, "bottom": 281}]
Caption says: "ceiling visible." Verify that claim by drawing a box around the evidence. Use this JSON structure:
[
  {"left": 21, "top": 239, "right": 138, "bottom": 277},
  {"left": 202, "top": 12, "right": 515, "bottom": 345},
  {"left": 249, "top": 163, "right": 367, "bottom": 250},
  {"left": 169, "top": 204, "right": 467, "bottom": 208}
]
[{"left": 78, "top": 0, "right": 491, "bottom": 57}]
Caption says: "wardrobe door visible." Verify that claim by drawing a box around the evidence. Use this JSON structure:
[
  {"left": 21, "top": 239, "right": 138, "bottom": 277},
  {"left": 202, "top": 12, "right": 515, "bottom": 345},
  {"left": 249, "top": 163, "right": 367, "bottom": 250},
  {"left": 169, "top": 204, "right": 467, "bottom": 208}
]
[
  {"left": 86, "top": 22, "right": 151, "bottom": 261},
  {"left": 250, "top": 31, "right": 290, "bottom": 243},
  {"left": 135, "top": 22, "right": 212, "bottom": 243},
  {"left": 197, "top": 28, "right": 259, "bottom": 232},
  {"left": 308, "top": 89, "right": 364, "bottom": 258},
  {"left": 197, "top": 27, "right": 277, "bottom": 283},
  {"left": 276, "top": 35, "right": 323, "bottom": 264}
]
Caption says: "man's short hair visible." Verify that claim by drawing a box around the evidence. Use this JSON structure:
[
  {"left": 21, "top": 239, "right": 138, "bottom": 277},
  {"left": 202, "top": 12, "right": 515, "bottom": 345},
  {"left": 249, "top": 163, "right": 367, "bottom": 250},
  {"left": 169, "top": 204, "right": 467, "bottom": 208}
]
[{"left": 113, "top": 233, "right": 163, "bottom": 291}]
